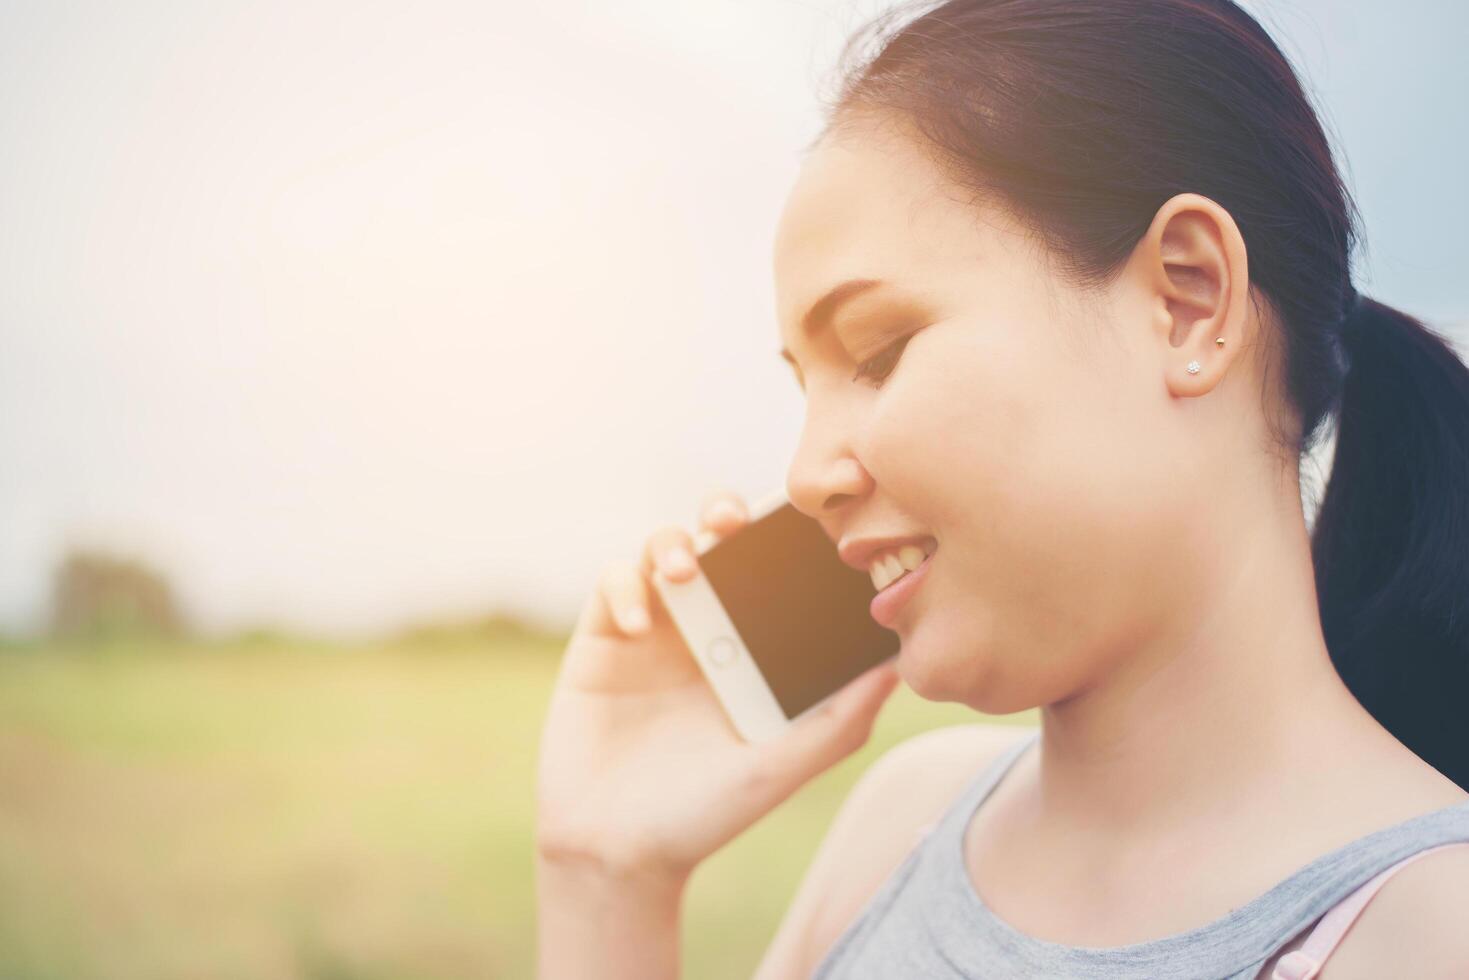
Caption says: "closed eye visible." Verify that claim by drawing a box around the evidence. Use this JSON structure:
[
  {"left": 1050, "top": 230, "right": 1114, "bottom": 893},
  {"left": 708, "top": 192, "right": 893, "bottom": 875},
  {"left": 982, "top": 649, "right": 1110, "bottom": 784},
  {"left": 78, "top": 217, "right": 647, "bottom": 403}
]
[{"left": 852, "top": 333, "right": 913, "bottom": 388}]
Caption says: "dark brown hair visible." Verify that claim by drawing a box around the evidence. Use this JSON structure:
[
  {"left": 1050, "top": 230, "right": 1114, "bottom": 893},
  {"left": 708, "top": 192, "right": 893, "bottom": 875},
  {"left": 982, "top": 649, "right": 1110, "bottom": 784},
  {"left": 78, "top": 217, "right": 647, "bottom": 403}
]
[{"left": 820, "top": 0, "right": 1469, "bottom": 788}]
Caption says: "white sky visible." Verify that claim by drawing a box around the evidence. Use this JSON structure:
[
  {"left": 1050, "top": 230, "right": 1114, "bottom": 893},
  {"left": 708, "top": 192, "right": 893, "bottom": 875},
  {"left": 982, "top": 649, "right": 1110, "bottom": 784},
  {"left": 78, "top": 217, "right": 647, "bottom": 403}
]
[{"left": 2, "top": 0, "right": 1465, "bottom": 637}]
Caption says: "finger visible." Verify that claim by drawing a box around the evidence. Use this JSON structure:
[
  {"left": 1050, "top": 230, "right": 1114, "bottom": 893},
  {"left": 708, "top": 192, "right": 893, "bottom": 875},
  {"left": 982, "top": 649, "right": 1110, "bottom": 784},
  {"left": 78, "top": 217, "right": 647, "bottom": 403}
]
[
  {"left": 568, "top": 559, "right": 641, "bottom": 641},
  {"left": 698, "top": 491, "right": 750, "bottom": 538},
  {"left": 641, "top": 524, "right": 700, "bottom": 584},
  {"left": 601, "top": 557, "right": 654, "bottom": 636},
  {"left": 790, "top": 658, "right": 901, "bottom": 760},
  {"left": 745, "top": 659, "right": 902, "bottom": 805}
]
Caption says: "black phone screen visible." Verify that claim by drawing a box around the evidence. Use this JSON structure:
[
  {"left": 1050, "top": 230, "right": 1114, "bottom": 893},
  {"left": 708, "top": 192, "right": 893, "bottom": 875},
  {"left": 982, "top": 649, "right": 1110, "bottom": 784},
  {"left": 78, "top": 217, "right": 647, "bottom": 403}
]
[{"left": 696, "top": 502, "right": 899, "bottom": 719}]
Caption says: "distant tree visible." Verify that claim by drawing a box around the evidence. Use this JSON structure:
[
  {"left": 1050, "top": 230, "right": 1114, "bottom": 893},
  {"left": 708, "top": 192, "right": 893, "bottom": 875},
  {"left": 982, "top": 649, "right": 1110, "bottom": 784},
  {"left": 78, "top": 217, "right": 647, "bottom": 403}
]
[{"left": 49, "top": 549, "right": 186, "bottom": 642}]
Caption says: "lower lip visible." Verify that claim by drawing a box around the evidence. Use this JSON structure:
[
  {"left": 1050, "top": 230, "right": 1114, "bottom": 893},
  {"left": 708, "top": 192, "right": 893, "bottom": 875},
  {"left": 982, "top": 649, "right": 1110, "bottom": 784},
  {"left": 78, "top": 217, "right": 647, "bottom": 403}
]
[{"left": 870, "top": 552, "right": 933, "bottom": 628}]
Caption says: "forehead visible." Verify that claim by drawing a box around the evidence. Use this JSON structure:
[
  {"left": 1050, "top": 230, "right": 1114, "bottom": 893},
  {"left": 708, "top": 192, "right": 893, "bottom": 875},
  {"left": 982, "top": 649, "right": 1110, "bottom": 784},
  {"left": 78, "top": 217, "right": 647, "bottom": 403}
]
[{"left": 771, "top": 122, "right": 990, "bottom": 339}]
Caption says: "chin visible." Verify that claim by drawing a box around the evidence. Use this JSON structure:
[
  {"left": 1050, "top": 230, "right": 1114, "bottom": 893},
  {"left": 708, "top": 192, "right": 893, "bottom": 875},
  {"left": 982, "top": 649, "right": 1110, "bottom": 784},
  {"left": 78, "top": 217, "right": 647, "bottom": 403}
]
[
  {"left": 895, "top": 626, "right": 1027, "bottom": 714},
  {"left": 892, "top": 635, "right": 962, "bottom": 703},
  {"left": 891, "top": 606, "right": 972, "bottom": 698}
]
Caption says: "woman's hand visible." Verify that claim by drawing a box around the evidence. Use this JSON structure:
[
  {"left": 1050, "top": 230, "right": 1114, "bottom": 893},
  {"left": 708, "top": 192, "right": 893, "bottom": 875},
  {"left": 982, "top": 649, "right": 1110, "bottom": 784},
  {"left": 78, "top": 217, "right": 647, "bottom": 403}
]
[{"left": 534, "top": 490, "right": 901, "bottom": 884}]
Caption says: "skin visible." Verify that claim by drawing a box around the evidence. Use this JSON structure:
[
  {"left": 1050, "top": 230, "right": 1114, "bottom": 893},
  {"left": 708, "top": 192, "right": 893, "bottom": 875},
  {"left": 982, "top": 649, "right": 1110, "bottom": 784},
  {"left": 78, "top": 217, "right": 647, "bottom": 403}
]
[
  {"left": 772, "top": 114, "right": 1469, "bottom": 967},
  {"left": 535, "top": 112, "right": 1469, "bottom": 979}
]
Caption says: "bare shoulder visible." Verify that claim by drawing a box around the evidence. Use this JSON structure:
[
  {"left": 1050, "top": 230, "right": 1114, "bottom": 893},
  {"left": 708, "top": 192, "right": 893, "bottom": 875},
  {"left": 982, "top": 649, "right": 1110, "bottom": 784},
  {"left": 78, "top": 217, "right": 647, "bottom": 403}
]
[
  {"left": 1319, "top": 842, "right": 1469, "bottom": 979},
  {"left": 752, "top": 722, "right": 1036, "bottom": 980}
]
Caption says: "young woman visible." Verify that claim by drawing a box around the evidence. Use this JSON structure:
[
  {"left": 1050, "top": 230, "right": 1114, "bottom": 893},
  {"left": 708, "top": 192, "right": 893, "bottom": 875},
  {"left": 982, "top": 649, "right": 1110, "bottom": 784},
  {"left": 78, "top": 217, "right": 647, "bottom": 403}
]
[{"left": 535, "top": 1, "right": 1469, "bottom": 977}]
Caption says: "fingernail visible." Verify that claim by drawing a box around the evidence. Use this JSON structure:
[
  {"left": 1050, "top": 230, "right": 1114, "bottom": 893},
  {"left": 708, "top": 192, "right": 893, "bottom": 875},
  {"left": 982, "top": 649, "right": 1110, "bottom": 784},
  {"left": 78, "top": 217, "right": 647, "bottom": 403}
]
[
  {"left": 709, "top": 501, "right": 740, "bottom": 523},
  {"left": 666, "top": 548, "right": 696, "bottom": 575},
  {"left": 622, "top": 606, "right": 650, "bottom": 633}
]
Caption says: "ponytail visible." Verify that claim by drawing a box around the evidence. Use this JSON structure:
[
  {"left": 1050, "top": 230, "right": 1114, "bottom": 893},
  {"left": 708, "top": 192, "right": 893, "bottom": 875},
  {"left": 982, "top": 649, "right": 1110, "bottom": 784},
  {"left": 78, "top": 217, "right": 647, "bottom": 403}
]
[
  {"left": 1312, "top": 292, "right": 1469, "bottom": 790},
  {"left": 818, "top": 0, "right": 1469, "bottom": 786}
]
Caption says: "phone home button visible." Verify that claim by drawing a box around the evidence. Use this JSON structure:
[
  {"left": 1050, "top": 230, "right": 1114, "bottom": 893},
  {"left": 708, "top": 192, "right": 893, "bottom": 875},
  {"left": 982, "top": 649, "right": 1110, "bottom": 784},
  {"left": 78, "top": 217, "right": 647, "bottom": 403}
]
[{"left": 707, "top": 637, "right": 738, "bottom": 667}]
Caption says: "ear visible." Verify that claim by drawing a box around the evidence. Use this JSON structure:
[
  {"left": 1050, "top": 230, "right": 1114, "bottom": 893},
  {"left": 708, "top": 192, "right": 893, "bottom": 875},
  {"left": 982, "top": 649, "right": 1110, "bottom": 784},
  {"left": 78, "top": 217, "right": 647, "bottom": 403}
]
[{"left": 1130, "top": 193, "right": 1251, "bottom": 398}]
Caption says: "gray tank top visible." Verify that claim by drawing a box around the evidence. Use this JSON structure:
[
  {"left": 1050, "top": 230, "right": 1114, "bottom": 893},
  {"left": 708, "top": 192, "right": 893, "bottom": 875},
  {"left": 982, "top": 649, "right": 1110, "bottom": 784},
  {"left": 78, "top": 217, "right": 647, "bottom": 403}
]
[{"left": 811, "top": 728, "right": 1469, "bottom": 979}]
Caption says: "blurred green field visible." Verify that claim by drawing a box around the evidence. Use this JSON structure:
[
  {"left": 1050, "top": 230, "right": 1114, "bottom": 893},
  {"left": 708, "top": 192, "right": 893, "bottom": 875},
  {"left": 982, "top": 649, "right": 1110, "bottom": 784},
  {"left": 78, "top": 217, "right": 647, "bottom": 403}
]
[{"left": 0, "top": 634, "right": 1036, "bottom": 979}]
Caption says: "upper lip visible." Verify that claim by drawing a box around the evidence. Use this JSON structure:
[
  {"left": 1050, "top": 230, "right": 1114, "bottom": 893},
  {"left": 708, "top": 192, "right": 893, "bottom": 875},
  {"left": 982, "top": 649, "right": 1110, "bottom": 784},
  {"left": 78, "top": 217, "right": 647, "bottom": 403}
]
[{"left": 838, "top": 534, "right": 937, "bottom": 572}]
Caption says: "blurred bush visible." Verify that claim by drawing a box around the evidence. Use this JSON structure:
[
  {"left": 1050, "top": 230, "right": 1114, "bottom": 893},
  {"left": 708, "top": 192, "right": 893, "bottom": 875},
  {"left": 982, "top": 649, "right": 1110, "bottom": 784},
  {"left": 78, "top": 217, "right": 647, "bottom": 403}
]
[
  {"left": 391, "top": 610, "right": 565, "bottom": 651},
  {"left": 0, "top": 632, "right": 1019, "bottom": 979},
  {"left": 48, "top": 549, "right": 186, "bottom": 643}
]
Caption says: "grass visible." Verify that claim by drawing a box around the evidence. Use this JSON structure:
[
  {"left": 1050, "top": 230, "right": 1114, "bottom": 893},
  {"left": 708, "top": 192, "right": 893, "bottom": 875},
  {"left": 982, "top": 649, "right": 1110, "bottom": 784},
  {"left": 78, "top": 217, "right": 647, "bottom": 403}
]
[{"left": 0, "top": 635, "right": 1036, "bottom": 979}]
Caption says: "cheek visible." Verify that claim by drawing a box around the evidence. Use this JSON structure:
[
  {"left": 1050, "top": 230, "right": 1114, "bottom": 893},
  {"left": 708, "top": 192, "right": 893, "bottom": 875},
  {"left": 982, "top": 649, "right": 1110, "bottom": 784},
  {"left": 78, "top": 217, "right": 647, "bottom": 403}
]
[
  {"left": 861, "top": 326, "right": 1178, "bottom": 704},
  {"left": 863, "top": 325, "right": 1044, "bottom": 531}
]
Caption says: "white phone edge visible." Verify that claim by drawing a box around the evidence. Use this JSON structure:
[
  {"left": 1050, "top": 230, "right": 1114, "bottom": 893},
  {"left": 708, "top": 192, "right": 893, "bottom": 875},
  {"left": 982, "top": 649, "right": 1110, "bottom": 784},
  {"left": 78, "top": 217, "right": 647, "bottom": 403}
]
[{"left": 649, "top": 485, "right": 850, "bottom": 744}]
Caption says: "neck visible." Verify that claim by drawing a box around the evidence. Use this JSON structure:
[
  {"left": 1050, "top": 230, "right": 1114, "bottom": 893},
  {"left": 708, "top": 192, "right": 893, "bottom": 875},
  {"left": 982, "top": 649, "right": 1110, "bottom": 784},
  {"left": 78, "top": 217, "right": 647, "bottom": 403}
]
[{"left": 1033, "top": 487, "right": 1392, "bottom": 838}]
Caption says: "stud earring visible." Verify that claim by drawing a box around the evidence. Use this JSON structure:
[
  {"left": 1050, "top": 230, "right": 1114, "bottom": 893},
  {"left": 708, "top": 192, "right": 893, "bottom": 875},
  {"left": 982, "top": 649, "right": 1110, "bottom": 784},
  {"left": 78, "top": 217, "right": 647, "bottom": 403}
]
[
  {"left": 1186, "top": 360, "right": 1201, "bottom": 374},
  {"left": 1215, "top": 337, "right": 1225, "bottom": 347}
]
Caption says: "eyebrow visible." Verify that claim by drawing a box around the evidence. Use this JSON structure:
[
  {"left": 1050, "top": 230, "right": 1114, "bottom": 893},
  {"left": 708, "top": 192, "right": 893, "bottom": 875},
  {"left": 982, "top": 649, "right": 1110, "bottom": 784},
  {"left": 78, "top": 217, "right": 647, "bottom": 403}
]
[{"left": 778, "top": 278, "right": 884, "bottom": 370}]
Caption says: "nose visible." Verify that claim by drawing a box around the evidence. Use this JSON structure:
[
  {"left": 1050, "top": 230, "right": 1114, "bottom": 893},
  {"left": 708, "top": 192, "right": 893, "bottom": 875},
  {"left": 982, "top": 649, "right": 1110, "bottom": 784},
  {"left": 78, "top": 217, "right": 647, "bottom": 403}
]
[{"left": 784, "top": 407, "right": 873, "bottom": 520}]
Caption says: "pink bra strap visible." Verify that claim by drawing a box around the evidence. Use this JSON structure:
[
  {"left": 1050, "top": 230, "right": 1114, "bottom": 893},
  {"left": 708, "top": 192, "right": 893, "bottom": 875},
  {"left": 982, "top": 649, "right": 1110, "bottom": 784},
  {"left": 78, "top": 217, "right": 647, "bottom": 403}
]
[{"left": 1269, "top": 841, "right": 1469, "bottom": 980}]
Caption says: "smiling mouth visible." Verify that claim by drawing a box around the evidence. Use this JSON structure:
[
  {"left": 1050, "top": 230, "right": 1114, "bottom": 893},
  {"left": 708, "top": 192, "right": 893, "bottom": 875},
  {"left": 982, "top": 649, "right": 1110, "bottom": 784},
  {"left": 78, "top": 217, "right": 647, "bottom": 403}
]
[
  {"left": 869, "top": 547, "right": 935, "bottom": 628},
  {"left": 868, "top": 540, "right": 937, "bottom": 592}
]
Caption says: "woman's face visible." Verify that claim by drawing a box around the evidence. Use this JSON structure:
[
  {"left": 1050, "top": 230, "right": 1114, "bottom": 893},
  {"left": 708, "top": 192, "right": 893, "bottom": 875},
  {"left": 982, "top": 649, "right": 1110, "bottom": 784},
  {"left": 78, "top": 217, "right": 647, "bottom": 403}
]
[{"left": 773, "top": 120, "right": 1207, "bottom": 712}]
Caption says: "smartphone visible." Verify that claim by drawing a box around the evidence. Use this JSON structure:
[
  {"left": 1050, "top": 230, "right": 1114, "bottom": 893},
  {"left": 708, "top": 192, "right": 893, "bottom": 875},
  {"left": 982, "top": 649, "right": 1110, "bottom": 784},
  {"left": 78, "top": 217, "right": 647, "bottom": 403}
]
[{"left": 650, "top": 486, "right": 899, "bottom": 742}]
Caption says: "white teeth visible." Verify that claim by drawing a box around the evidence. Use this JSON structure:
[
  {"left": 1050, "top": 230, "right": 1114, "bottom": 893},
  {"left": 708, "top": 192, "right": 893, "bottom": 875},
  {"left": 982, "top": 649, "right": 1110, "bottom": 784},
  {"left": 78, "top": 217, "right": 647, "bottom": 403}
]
[
  {"left": 897, "top": 545, "right": 925, "bottom": 571},
  {"left": 868, "top": 542, "right": 932, "bottom": 591},
  {"left": 885, "top": 554, "right": 905, "bottom": 586}
]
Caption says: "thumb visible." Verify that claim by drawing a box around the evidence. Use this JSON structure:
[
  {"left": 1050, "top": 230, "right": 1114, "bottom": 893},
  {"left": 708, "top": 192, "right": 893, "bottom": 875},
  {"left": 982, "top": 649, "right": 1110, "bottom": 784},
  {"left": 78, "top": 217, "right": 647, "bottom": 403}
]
[{"left": 747, "top": 659, "right": 902, "bottom": 806}]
